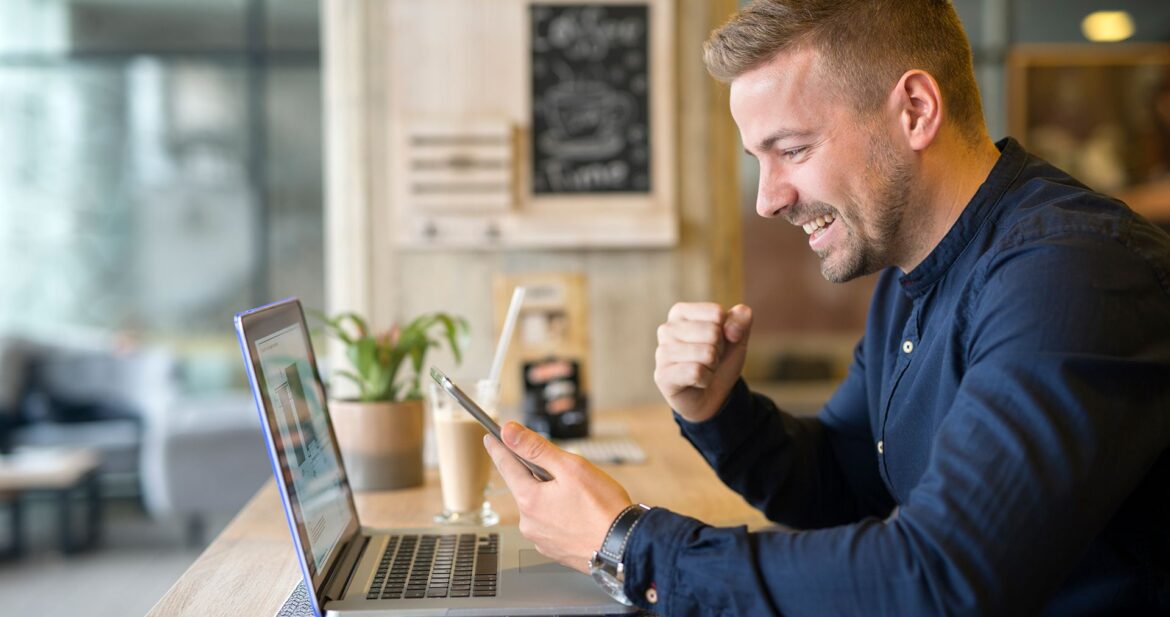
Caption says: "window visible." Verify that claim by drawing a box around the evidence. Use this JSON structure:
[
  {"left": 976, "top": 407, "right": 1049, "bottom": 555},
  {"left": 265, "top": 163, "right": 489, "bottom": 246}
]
[{"left": 0, "top": 0, "right": 323, "bottom": 360}]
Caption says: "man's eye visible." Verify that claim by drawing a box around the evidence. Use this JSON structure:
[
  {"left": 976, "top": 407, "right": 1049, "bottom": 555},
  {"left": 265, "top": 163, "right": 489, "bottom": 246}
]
[{"left": 782, "top": 146, "right": 808, "bottom": 160}]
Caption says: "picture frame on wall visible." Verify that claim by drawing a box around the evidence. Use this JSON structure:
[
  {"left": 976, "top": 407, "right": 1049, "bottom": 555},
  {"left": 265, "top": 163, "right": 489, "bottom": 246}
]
[{"left": 1008, "top": 44, "right": 1170, "bottom": 223}]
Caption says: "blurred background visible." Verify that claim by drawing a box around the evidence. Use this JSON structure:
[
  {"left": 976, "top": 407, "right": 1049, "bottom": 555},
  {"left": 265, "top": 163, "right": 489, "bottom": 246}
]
[
  {"left": 0, "top": 1, "right": 320, "bottom": 614},
  {"left": 0, "top": 1, "right": 1167, "bottom": 616}
]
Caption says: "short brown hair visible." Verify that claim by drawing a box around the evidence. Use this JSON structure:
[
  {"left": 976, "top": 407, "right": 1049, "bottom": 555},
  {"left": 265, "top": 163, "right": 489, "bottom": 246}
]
[{"left": 704, "top": 0, "right": 985, "bottom": 142}]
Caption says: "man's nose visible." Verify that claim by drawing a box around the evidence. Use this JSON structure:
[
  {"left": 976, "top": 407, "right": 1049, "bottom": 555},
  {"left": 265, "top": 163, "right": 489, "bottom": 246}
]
[{"left": 756, "top": 178, "right": 797, "bottom": 219}]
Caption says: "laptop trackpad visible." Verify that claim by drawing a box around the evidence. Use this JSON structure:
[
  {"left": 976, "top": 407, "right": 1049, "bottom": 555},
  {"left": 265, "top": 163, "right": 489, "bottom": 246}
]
[{"left": 518, "top": 549, "right": 574, "bottom": 574}]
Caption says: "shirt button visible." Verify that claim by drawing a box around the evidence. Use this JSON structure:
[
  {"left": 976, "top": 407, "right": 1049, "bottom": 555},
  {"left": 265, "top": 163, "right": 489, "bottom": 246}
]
[
  {"left": 645, "top": 587, "right": 658, "bottom": 604},
  {"left": 877, "top": 440, "right": 884, "bottom": 455},
  {"left": 902, "top": 340, "right": 914, "bottom": 354}
]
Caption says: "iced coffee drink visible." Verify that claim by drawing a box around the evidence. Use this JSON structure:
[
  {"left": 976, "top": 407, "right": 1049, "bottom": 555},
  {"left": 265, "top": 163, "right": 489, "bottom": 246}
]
[{"left": 426, "top": 378, "right": 500, "bottom": 526}]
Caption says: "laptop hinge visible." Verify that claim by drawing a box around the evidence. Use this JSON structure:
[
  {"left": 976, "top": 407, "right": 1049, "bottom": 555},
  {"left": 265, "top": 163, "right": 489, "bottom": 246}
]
[{"left": 321, "top": 534, "right": 369, "bottom": 603}]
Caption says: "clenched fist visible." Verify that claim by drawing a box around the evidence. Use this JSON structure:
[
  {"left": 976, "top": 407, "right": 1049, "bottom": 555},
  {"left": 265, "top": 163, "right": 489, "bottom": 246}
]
[{"left": 653, "top": 302, "right": 753, "bottom": 422}]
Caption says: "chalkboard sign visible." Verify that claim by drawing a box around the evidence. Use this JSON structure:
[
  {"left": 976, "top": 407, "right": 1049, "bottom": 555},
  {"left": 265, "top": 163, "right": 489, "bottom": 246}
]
[{"left": 530, "top": 4, "right": 651, "bottom": 194}]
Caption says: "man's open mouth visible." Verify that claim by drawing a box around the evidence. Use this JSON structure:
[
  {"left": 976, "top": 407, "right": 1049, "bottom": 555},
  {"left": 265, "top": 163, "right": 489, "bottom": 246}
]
[{"left": 802, "top": 213, "right": 836, "bottom": 236}]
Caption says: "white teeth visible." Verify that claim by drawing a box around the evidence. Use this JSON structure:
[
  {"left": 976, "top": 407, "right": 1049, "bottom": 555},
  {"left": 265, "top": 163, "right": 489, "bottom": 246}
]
[{"left": 801, "top": 214, "right": 836, "bottom": 235}]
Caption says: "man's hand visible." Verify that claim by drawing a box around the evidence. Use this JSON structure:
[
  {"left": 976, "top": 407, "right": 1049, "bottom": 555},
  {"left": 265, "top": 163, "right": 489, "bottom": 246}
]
[
  {"left": 654, "top": 302, "right": 753, "bottom": 422},
  {"left": 484, "top": 422, "right": 632, "bottom": 574}
]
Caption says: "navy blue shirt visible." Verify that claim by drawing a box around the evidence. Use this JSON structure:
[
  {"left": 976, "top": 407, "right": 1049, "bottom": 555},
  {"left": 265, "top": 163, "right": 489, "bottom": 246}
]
[{"left": 624, "top": 139, "right": 1170, "bottom": 616}]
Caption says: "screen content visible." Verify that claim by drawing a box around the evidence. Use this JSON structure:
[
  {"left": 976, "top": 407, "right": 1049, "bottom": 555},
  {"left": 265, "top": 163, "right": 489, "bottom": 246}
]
[{"left": 255, "top": 323, "right": 352, "bottom": 573}]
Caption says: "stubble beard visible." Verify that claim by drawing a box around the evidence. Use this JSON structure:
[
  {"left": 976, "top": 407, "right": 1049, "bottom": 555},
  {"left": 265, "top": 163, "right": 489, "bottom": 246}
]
[{"left": 817, "top": 131, "right": 913, "bottom": 283}]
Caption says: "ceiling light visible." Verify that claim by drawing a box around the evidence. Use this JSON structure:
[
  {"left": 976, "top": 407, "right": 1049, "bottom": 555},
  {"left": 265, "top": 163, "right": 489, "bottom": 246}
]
[{"left": 1082, "top": 11, "right": 1135, "bottom": 43}]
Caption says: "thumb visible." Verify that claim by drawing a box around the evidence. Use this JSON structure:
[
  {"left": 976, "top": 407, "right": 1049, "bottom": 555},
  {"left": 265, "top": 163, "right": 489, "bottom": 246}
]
[
  {"left": 501, "top": 421, "right": 559, "bottom": 466},
  {"left": 723, "top": 304, "right": 753, "bottom": 344}
]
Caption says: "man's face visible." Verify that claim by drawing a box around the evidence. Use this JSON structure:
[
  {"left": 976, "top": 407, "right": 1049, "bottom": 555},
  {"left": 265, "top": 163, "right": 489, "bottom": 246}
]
[{"left": 730, "top": 48, "right": 913, "bottom": 282}]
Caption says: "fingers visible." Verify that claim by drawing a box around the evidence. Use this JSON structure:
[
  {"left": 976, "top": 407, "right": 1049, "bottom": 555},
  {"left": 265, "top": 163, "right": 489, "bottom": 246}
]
[
  {"left": 667, "top": 301, "right": 724, "bottom": 323},
  {"left": 484, "top": 433, "right": 537, "bottom": 489},
  {"left": 658, "top": 302, "right": 752, "bottom": 347},
  {"left": 656, "top": 317, "right": 726, "bottom": 370},
  {"left": 724, "top": 304, "right": 753, "bottom": 343},
  {"left": 654, "top": 302, "right": 753, "bottom": 421},
  {"left": 656, "top": 318, "right": 723, "bottom": 345},
  {"left": 486, "top": 421, "right": 570, "bottom": 483},
  {"left": 655, "top": 342, "right": 719, "bottom": 367},
  {"left": 487, "top": 425, "right": 633, "bottom": 576},
  {"left": 654, "top": 361, "right": 716, "bottom": 391},
  {"left": 501, "top": 421, "right": 559, "bottom": 466},
  {"left": 656, "top": 303, "right": 739, "bottom": 379}
]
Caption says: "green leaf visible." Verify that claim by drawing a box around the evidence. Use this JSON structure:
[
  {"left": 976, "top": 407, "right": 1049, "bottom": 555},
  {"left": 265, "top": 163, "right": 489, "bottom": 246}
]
[
  {"left": 433, "top": 314, "right": 469, "bottom": 365},
  {"left": 334, "top": 369, "right": 369, "bottom": 400},
  {"left": 335, "top": 313, "right": 370, "bottom": 340},
  {"left": 374, "top": 357, "right": 395, "bottom": 400},
  {"left": 314, "top": 308, "right": 470, "bottom": 403},
  {"left": 310, "top": 309, "right": 354, "bottom": 346}
]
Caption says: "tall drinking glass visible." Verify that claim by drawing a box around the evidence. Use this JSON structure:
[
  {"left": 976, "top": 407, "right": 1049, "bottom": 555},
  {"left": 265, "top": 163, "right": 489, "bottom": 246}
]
[{"left": 425, "top": 378, "right": 500, "bottom": 526}]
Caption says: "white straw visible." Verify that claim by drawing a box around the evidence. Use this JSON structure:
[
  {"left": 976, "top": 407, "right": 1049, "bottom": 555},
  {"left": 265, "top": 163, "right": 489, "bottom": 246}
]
[{"left": 488, "top": 287, "right": 526, "bottom": 384}]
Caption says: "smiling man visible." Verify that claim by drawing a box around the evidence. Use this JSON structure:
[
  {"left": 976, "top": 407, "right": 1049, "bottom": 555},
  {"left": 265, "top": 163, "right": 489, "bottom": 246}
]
[{"left": 484, "top": 1, "right": 1170, "bottom": 615}]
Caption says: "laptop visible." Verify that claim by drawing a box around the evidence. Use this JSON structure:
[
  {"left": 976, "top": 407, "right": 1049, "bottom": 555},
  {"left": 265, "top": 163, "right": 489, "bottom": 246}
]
[{"left": 235, "top": 298, "right": 635, "bottom": 617}]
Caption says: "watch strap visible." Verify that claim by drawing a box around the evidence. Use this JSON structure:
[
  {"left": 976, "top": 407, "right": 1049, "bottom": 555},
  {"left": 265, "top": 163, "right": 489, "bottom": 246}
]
[{"left": 598, "top": 504, "right": 651, "bottom": 567}]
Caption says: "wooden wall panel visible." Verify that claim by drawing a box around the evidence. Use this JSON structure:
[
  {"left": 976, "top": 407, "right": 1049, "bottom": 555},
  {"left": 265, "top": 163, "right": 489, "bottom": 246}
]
[{"left": 324, "top": 0, "right": 742, "bottom": 408}]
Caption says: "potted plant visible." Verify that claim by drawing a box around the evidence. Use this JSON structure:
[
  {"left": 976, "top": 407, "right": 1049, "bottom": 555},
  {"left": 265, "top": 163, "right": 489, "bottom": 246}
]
[{"left": 317, "top": 310, "right": 469, "bottom": 490}]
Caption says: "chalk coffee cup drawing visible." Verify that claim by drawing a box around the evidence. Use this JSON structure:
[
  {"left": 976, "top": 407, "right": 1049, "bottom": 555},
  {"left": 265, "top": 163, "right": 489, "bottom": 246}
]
[
  {"left": 539, "top": 80, "right": 633, "bottom": 159},
  {"left": 425, "top": 378, "right": 500, "bottom": 526}
]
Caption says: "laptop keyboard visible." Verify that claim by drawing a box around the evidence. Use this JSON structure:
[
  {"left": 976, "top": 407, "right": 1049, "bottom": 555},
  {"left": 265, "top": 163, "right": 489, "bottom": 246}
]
[
  {"left": 274, "top": 580, "right": 313, "bottom": 617},
  {"left": 367, "top": 533, "right": 498, "bottom": 600}
]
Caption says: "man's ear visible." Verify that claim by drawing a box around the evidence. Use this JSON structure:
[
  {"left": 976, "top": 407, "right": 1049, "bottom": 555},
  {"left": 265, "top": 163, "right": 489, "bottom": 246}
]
[{"left": 889, "top": 70, "right": 943, "bottom": 151}]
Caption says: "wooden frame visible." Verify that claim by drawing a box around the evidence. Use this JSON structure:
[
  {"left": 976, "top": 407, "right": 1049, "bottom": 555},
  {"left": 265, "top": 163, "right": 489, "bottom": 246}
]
[
  {"left": 387, "top": 0, "right": 676, "bottom": 248},
  {"left": 491, "top": 272, "right": 590, "bottom": 409},
  {"left": 1008, "top": 44, "right": 1170, "bottom": 221}
]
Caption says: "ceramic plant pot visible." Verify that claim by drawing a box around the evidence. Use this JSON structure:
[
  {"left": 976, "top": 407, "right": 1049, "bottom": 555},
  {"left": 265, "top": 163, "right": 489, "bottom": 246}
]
[{"left": 329, "top": 399, "right": 424, "bottom": 490}]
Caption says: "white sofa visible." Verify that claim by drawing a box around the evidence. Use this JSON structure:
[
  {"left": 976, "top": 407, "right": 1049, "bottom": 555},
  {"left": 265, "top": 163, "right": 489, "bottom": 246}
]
[{"left": 139, "top": 390, "right": 270, "bottom": 545}]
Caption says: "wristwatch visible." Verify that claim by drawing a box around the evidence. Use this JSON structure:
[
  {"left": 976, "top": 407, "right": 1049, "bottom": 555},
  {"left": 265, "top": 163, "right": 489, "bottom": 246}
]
[{"left": 589, "top": 504, "right": 651, "bottom": 606}]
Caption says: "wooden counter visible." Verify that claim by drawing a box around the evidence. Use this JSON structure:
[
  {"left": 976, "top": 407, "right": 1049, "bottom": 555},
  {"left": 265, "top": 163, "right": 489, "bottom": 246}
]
[{"left": 147, "top": 406, "right": 770, "bottom": 616}]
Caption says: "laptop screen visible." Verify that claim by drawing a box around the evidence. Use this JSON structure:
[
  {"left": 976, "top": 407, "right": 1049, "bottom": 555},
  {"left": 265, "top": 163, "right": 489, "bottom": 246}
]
[{"left": 252, "top": 319, "right": 354, "bottom": 575}]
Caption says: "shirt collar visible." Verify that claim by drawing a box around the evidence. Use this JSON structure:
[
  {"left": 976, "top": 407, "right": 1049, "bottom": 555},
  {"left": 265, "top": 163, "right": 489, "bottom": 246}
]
[{"left": 897, "top": 137, "right": 1026, "bottom": 298}]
